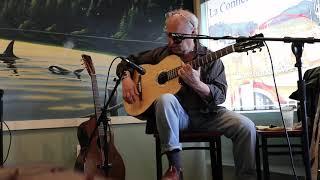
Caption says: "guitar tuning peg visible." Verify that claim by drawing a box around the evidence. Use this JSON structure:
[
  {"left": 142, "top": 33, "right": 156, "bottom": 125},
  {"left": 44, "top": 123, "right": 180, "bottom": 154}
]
[
  {"left": 259, "top": 48, "right": 262, "bottom": 52},
  {"left": 252, "top": 49, "right": 256, "bottom": 53},
  {"left": 246, "top": 52, "right": 249, "bottom": 55}
]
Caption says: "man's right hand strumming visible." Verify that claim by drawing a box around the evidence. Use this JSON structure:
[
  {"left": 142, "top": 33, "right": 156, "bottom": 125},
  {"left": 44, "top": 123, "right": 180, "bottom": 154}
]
[{"left": 122, "top": 71, "right": 139, "bottom": 104}]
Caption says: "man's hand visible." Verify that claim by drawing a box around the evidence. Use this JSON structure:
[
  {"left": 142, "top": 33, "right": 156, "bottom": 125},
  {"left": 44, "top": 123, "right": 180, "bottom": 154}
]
[
  {"left": 178, "top": 64, "right": 211, "bottom": 98},
  {"left": 122, "top": 74, "right": 139, "bottom": 104},
  {"left": 178, "top": 64, "right": 201, "bottom": 88}
]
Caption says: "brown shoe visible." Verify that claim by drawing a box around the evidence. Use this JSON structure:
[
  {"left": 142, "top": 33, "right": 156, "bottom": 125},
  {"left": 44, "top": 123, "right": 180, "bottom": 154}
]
[{"left": 161, "top": 166, "right": 182, "bottom": 180}]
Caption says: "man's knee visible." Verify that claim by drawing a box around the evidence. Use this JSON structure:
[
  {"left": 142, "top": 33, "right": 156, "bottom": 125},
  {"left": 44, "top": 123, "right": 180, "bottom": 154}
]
[
  {"left": 229, "top": 114, "right": 256, "bottom": 137},
  {"left": 239, "top": 116, "right": 256, "bottom": 134},
  {"left": 155, "top": 93, "right": 177, "bottom": 107}
]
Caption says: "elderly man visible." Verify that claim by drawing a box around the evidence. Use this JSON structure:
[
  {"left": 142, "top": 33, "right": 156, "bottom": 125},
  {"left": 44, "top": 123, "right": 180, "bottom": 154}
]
[{"left": 117, "top": 9, "right": 257, "bottom": 180}]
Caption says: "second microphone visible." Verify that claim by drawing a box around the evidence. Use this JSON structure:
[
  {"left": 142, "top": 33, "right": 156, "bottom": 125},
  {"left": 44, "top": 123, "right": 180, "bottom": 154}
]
[{"left": 120, "top": 57, "right": 146, "bottom": 75}]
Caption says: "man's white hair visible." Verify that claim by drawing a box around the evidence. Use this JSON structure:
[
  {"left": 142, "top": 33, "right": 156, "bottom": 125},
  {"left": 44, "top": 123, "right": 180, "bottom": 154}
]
[{"left": 165, "top": 9, "right": 199, "bottom": 33}]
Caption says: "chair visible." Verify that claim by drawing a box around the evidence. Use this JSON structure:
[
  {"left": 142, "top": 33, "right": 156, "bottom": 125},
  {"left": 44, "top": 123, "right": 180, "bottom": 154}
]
[
  {"left": 255, "top": 129, "right": 305, "bottom": 180},
  {"left": 146, "top": 118, "right": 223, "bottom": 180}
]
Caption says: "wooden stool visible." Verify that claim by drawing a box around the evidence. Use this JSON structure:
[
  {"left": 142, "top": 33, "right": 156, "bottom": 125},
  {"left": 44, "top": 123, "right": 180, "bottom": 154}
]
[
  {"left": 154, "top": 131, "right": 223, "bottom": 180},
  {"left": 255, "top": 129, "right": 304, "bottom": 180}
]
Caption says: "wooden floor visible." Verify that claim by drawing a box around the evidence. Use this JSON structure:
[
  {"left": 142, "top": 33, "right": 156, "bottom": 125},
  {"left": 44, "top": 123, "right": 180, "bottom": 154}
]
[{"left": 222, "top": 166, "right": 305, "bottom": 180}]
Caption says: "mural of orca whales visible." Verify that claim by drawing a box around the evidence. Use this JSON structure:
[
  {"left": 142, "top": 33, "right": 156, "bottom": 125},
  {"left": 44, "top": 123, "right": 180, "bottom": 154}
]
[
  {"left": 0, "top": 40, "right": 84, "bottom": 78},
  {"left": 0, "top": 40, "right": 19, "bottom": 62},
  {"left": 48, "top": 65, "right": 84, "bottom": 79},
  {"left": 0, "top": 40, "right": 20, "bottom": 74}
]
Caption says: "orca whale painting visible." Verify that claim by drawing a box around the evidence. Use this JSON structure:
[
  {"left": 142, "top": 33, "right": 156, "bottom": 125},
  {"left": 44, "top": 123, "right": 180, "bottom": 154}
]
[
  {"left": 0, "top": 0, "right": 193, "bottom": 121},
  {"left": 0, "top": 40, "right": 20, "bottom": 74},
  {"left": 0, "top": 40, "right": 19, "bottom": 62}
]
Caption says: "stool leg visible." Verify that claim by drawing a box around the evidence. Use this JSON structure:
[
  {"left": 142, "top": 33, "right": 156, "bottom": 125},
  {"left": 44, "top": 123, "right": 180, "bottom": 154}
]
[
  {"left": 210, "top": 137, "right": 223, "bottom": 180},
  {"left": 255, "top": 133, "right": 262, "bottom": 180},
  {"left": 261, "top": 136, "right": 270, "bottom": 180},
  {"left": 155, "top": 137, "right": 162, "bottom": 180},
  {"left": 216, "top": 136, "right": 223, "bottom": 180},
  {"left": 301, "top": 134, "right": 309, "bottom": 179},
  {"left": 209, "top": 141, "right": 217, "bottom": 180}
]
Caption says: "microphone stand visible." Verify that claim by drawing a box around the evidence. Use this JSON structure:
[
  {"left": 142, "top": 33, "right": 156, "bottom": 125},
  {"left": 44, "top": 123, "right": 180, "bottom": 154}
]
[
  {"left": 99, "top": 76, "right": 122, "bottom": 175},
  {"left": 171, "top": 33, "right": 320, "bottom": 180},
  {"left": 291, "top": 42, "right": 311, "bottom": 179},
  {"left": 85, "top": 75, "right": 122, "bottom": 175}
]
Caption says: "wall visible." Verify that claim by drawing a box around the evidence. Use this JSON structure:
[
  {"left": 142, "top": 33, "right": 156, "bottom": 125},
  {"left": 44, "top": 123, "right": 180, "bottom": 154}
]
[
  {"left": 1, "top": 112, "right": 305, "bottom": 179},
  {"left": 2, "top": 120, "right": 210, "bottom": 180}
]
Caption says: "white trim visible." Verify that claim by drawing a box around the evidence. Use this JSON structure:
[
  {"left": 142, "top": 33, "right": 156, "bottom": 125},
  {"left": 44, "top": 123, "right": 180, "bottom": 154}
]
[
  {"left": 2, "top": 110, "right": 287, "bottom": 131},
  {"left": 3, "top": 116, "right": 145, "bottom": 131}
]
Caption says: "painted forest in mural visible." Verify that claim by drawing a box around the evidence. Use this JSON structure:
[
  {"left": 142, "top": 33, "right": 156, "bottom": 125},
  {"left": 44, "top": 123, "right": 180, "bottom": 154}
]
[{"left": 0, "top": 0, "right": 192, "bottom": 55}]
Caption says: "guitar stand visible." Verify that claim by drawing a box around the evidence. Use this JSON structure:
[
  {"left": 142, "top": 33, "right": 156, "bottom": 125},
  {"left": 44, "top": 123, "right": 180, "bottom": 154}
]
[{"left": 86, "top": 75, "right": 122, "bottom": 175}]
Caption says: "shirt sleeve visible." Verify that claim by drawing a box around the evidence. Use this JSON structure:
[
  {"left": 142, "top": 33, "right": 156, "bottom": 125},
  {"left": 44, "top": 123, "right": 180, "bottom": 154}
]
[{"left": 201, "top": 59, "right": 228, "bottom": 106}]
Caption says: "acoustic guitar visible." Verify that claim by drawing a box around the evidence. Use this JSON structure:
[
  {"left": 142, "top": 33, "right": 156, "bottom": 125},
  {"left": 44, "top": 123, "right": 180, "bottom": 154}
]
[
  {"left": 75, "top": 55, "right": 125, "bottom": 179},
  {"left": 124, "top": 35, "right": 265, "bottom": 116}
]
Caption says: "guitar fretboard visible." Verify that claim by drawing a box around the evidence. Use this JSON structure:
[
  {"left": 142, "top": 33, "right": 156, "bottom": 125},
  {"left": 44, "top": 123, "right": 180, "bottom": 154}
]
[
  {"left": 91, "top": 75, "right": 102, "bottom": 119},
  {"left": 166, "top": 44, "right": 235, "bottom": 81}
]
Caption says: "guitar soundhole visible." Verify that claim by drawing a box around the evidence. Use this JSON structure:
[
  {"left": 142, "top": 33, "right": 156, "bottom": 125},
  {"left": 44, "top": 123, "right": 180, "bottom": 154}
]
[{"left": 158, "top": 72, "right": 168, "bottom": 85}]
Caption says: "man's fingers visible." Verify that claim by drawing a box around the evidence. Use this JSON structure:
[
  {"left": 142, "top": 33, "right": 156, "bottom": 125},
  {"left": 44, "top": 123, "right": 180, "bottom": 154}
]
[
  {"left": 179, "top": 68, "right": 185, "bottom": 75},
  {"left": 134, "top": 86, "right": 139, "bottom": 95}
]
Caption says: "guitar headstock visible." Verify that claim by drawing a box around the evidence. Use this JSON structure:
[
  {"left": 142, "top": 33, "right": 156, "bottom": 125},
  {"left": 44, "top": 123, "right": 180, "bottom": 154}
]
[
  {"left": 234, "top": 33, "right": 265, "bottom": 53},
  {"left": 81, "top": 54, "right": 95, "bottom": 76}
]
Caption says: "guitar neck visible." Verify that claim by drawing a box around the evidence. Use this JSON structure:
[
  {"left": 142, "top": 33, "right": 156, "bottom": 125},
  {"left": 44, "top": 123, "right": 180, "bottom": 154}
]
[
  {"left": 189, "top": 44, "right": 235, "bottom": 69},
  {"left": 167, "top": 44, "right": 235, "bottom": 81},
  {"left": 91, "top": 75, "right": 102, "bottom": 118}
]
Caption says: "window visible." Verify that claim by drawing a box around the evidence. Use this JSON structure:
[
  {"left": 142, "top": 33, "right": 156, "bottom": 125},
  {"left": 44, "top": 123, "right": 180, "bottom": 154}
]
[{"left": 200, "top": 0, "right": 320, "bottom": 111}]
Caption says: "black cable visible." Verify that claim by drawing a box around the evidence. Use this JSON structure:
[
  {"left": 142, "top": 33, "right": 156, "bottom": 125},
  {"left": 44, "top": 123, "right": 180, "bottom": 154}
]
[
  {"left": 3, "top": 121, "right": 11, "bottom": 163},
  {"left": 264, "top": 41, "right": 298, "bottom": 180},
  {"left": 103, "top": 56, "right": 122, "bottom": 108},
  {"left": 102, "top": 56, "right": 122, "bottom": 156}
]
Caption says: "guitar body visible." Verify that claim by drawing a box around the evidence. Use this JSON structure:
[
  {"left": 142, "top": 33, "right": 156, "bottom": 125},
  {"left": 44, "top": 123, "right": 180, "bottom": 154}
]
[
  {"left": 123, "top": 36, "right": 265, "bottom": 116},
  {"left": 124, "top": 55, "right": 182, "bottom": 116},
  {"left": 75, "top": 117, "right": 125, "bottom": 180}
]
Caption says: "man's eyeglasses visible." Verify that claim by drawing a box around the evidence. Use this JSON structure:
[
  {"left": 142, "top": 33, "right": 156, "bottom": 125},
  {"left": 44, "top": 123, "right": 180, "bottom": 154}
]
[{"left": 166, "top": 32, "right": 183, "bottom": 44}]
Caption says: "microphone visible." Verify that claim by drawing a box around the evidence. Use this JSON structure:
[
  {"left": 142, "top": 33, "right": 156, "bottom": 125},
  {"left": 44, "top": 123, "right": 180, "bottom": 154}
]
[{"left": 121, "top": 57, "right": 146, "bottom": 75}]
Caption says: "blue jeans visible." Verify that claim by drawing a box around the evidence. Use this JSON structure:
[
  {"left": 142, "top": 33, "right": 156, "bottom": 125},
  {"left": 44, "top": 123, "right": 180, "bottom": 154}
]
[{"left": 154, "top": 93, "right": 257, "bottom": 179}]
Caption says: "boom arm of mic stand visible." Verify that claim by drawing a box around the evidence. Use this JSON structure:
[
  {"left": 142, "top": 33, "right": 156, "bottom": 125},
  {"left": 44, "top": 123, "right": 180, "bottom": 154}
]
[{"left": 169, "top": 32, "right": 320, "bottom": 43}]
